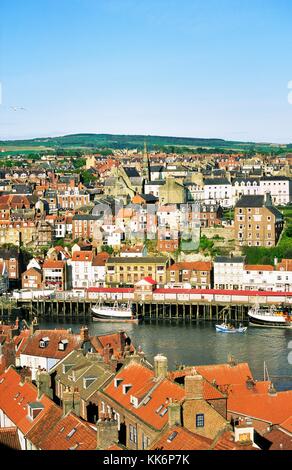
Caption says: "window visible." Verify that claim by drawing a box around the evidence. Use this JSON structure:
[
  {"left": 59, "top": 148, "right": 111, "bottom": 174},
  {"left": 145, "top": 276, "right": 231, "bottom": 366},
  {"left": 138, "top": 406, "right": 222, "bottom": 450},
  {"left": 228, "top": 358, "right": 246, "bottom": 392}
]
[
  {"left": 142, "top": 434, "right": 150, "bottom": 450},
  {"left": 196, "top": 413, "right": 205, "bottom": 428},
  {"left": 129, "top": 424, "right": 137, "bottom": 444}
]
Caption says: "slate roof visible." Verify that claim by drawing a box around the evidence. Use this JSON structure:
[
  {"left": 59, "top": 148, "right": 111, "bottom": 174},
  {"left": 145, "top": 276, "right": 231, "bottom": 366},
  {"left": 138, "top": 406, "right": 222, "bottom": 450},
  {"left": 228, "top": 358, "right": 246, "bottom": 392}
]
[
  {"left": 215, "top": 256, "right": 245, "bottom": 264},
  {"left": 235, "top": 195, "right": 265, "bottom": 208},
  {"left": 53, "top": 350, "right": 114, "bottom": 401},
  {"left": 204, "top": 178, "right": 230, "bottom": 186}
]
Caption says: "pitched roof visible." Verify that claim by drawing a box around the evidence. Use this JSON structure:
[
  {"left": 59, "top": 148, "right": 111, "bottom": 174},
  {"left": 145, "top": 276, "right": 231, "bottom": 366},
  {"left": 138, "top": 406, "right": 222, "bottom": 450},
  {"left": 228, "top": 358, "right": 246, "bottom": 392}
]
[
  {"left": 244, "top": 265, "right": 274, "bottom": 271},
  {"left": 21, "top": 329, "right": 85, "bottom": 360},
  {"left": 72, "top": 251, "right": 94, "bottom": 262},
  {"left": 103, "top": 362, "right": 185, "bottom": 430},
  {"left": 228, "top": 389, "right": 292, "bottom": 425},
  {"left": 151, "top": 426, "right": 212, "bottom": 450},
  {"left": 37, "top": 412, "right": 97, "bottom": 450},
  {"left": 43, "top": 260, "right": 65, "bottom": 269},
  {"left": 235, "top": 195, "right": 265, "bottom": 208},
  {"left": 280, "top": 416, "right": 292, "bottom": 434},
  {"left": 263, "top": 428, "right": 292, "bottom": 450},
  {"left": 92, "top": 252, "right": 109, "bottom": 266},
  {"left": 0, "top": 427, "right": 21, "bottom": 450},
  {"left": 195, "top": 363, "right": 254, "bottom": 387},
  {"left": 214, "top": 256, "right": 245, "bottom": 264},
  {"left": 169, "top": 262, "right": 212, "bottom": 272},
  {"left": 213, "top": 430, "right": 257, "bottom": 451},
  {"left": 0, "top": 367, "right": 57, "bottom": 435}
]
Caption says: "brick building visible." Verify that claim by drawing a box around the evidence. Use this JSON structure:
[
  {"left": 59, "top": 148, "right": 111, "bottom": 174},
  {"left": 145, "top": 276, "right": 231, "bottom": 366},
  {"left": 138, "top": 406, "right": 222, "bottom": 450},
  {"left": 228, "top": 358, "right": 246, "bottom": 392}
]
[{"left": 235, "top": 194, "right": 283, "bottom": 247}]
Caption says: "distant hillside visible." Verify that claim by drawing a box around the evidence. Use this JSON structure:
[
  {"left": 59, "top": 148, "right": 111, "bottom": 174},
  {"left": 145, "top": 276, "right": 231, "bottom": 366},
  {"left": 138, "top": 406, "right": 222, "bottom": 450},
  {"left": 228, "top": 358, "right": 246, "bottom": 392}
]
[{"left": 0, "top": 133, "right": 289, "bottom": 152}]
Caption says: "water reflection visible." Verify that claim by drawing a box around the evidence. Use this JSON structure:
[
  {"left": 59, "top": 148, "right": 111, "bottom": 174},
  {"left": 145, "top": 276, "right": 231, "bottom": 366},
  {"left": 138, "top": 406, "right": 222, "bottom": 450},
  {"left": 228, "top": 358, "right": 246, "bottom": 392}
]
[{"left": 39, "top": 319, "right": 292, "bottom": 390}]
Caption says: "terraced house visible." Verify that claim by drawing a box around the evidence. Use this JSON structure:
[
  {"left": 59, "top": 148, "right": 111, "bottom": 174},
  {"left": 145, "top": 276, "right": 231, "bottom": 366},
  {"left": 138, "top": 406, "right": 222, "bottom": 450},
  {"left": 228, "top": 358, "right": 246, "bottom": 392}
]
[{"left": 105, "top": 256, "right": 170, "bottom": 287}]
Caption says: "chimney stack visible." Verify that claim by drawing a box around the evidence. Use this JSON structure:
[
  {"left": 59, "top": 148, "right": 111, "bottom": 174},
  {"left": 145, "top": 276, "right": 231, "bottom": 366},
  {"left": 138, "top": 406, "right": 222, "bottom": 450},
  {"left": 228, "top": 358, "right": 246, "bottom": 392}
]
[
  {"left": 62, "top": 386, "right": 74, "bottom": 415},
  {"left": 154, "top": 354, "right": 168, "bottom": 379},
  {"left": 36, "top": 369, "right": 53, "bottom": 399},
  {"left": 168, "top": 401, "right": 182, "bottom": 427},
  {"left": 80, "top": 326, "right": 89, "bottom": 343},
  {"left": 185, "top": 375, "right": 204, "bottom": 400},
  {"left": 96, "top": 418, "right": 119, "bottom": 450}
]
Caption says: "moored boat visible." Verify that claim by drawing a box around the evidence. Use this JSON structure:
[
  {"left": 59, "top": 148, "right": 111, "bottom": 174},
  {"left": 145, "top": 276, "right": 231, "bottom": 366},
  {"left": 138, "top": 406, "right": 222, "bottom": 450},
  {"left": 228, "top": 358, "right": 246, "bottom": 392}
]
[
  {"left": 91, "top": 301, "right": 139, "bottom": 323},
  {"left": 215, "top": 323, "right": 247, "bottom": 333},
  {"left": 248, "top": 305, "right": 292, "bottom": 328}
]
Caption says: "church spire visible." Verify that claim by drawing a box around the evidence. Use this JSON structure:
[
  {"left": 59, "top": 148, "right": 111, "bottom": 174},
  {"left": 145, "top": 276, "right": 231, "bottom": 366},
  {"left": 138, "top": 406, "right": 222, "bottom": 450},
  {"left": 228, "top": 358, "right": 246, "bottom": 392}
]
[{"left": 142, "top": 140, "right": 151, "bottom": 183}]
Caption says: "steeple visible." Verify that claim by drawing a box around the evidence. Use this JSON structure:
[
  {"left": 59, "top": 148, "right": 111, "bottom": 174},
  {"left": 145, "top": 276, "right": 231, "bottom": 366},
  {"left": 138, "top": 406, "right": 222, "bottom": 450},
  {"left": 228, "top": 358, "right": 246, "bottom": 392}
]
[{"left": 142, "top": 140, "right": 151, "bottom": 183}]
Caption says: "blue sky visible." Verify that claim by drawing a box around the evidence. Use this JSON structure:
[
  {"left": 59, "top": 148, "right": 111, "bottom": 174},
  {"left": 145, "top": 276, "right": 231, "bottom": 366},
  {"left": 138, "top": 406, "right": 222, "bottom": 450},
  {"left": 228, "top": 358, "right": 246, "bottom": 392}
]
[{"left": 1, "top": 0, "right": 292, "bottom": 142}]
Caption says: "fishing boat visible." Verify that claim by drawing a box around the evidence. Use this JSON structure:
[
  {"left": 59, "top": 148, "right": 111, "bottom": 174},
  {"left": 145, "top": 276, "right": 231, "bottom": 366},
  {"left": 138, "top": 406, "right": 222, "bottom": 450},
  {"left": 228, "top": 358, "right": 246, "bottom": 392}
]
[
  {"left": 248, "top": 305, "right": 292, "bottom": 328},
  {"left": 215, "top": 322, "right": 247, "bottom": 333},
  {"left": 91, "top": 301, "right": 139, "bottom": 323}
]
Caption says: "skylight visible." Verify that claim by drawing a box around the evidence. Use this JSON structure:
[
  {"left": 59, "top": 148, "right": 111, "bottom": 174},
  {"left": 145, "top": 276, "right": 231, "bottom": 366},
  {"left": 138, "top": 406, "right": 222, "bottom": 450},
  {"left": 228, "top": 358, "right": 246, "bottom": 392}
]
[
  {"left": 66, "top": 428, "right": 77, "bottom": 440},
  {"left": 159, "top": 408, "right": 168, "bottom": 417},
  {"left": 155, "top": 404, "right": 164, "bottom": 414},
  {"left": 167, "top": 431, "right": 178, "bottom": 443}
]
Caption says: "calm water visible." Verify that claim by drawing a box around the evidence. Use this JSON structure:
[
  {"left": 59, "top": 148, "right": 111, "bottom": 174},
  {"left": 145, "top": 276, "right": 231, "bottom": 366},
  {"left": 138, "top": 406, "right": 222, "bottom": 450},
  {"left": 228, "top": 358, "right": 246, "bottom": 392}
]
[{"left": 39, "top": 319, "right": 292, "bottom": 391}]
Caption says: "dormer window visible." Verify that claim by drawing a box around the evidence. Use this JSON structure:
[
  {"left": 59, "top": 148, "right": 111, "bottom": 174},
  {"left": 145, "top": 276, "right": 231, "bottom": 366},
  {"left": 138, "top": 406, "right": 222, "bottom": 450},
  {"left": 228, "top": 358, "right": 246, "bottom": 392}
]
[
  {"left": 83, "top": 377, "right": 96, "bottom": 389},
  {"left": 58, "top": 339, "right": 69, "bottom": 351},
  {"left": 114, "top": 378, "right": 123, "bottom": 388},
  {"left": 39, "top": 337, "right": 50, "bottom": 348},
  {"left": 62, "top": 364, "right": 74, "bottom": 374},
  {"left": 28, "top": 402, "right": 44, "bottom": 420},
  {"left": 122, "top": 384, "right": 132, "bottom": 395}
]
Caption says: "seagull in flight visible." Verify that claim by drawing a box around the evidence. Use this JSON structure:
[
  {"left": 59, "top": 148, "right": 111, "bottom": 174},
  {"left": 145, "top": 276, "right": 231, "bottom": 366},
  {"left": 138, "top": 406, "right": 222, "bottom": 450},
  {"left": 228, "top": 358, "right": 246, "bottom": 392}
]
[{"left": 10, "top": 106, "right": 27, "bottom": 111}]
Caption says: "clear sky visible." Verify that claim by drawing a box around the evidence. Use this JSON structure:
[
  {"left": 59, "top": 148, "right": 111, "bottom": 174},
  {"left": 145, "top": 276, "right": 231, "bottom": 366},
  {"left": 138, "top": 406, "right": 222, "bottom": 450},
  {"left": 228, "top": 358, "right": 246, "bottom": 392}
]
[{"left": 1, "top": 0, "right": 292, "bottom": 142}]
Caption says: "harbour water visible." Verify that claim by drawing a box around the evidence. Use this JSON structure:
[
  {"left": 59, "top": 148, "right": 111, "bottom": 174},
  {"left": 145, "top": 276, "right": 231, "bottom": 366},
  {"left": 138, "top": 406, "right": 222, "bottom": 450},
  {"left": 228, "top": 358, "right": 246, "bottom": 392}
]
[{"left": 39, "top": 319, "right": 292, "bottom": 391}]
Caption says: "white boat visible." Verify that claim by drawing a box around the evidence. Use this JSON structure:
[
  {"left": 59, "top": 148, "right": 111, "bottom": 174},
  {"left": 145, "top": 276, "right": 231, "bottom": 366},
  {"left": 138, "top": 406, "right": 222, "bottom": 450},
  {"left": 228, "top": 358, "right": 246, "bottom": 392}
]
[
  {"left": 215, "top": 323, "right": 247, "bottom": 333},
  {"left": 91, "top": 301, "right": 137, "bottom": 322},
  {"left": 248, "top": 305, "right": 292, "bottom": 328}
]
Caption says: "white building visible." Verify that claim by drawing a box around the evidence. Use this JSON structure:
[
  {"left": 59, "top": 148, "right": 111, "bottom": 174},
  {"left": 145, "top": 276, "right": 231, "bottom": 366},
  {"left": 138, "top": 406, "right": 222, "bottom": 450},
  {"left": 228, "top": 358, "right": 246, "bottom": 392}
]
[
  {"left": 204, "top": 178, "right": 233, "bottom": 208},
  {"left": 214, "top": 256, "right": 246, "bottom": 290},
  {"left": 71, "top": 251, "right": 94, "bottom": 289},
  {"left": 259, "top": 176, "right": 291, "bottom": 206},
  {"left": 232, "top": 178, "right": 260, "bottom": 206}
]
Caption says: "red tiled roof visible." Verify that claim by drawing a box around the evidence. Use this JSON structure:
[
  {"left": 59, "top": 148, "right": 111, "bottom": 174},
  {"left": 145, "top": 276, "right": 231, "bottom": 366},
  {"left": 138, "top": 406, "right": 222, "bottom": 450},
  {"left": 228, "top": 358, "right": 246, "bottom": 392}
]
[
  {"left": 228, "top": 390, "right": 292, "bottom": 425},
  {"left": 103, "top": 363, "right": 185, "bottom": 430},
  {"left": 92, "top": 252, "right": 110, "bottom": 266},
  {"left": 195, "top": 363, "right": 254, "bottom": 387},
  {"left": 72, "top": 251, "right": 94, "bottom": 262},
  {"left": 280, "top": 416, "right": 292, "bottom": 434},
  {"left": 0, "top": 367, "right": 57, "bottom": 435},
  {"left": 264, "top": 428, "right": 292, "bottom": 450},
  {"left": 21, "top": 329, "right": 84, "bottom": 360},
  {"left": 40, "top": 412, "right": 96, "bottom": 450},
  {"left": 151, "top": 426, "right": 212, "bottom": 450},
  {"left": 213, "top": 431, "right": 257, "bottom": 451},
  {"left": 13, "top": 330, "right": 31, "bottom": 357},
  {"left": 168, "top": 371, "right": 225, "bottom": 400},
  {"left": 244, "top": 265, "right": 274, "bottom": 271},
  {"left": 169, "top": 262, "right": 212, "bottom": 272},
  {"left": 43, "top": 260, "right": 65, "bottom": 269},
  {"left": 141, "top": 277, "right": 157, "bottom": 285},
  {"left": 90, "top": 332, "right": 135, "bottom": 359},
  {"left": 0, "top": 427, "right": 21, "bottom": 450}
]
